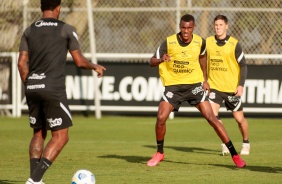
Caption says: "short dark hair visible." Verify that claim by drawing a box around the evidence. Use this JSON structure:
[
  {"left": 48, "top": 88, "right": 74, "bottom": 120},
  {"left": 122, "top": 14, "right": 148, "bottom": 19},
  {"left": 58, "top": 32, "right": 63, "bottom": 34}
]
[
  {"left": 180, "top": 14, "right": 195, "bottom": 23},
  {"left": 41, "top": 0, "right": 61, "bottom": 11},
  {"left": 214, "top": 15, "right": 228, "bottom": 24}
]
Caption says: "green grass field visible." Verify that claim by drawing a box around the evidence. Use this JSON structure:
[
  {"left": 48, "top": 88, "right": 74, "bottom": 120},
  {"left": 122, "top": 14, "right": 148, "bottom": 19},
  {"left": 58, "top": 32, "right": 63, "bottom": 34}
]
[{"left": 0, "top": 115, "right": 282, "bottom": 184}]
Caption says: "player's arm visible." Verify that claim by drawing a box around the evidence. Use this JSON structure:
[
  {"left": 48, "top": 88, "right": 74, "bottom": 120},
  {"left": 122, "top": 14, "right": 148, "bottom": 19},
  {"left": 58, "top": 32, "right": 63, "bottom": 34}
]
[
  {"left": 18, "top": 51, "right": 29, "bottom": 84},
  {"left": 199, "top": 39, "right": 210, "bottom": 92},
  {"left": 18, "top": 29, "right": 30, "bottom": 84},
  {"left": 70, "top": 50, "right": 106, "bottom": 78},
  {"left": 235, "top": 42, "right": 247, "bottom": 96},
  {"left": 65, "top": 24, "right": 106, "bottom": 77},
  {"left": 149, "top": 40, "right": 170, "bottom": 67}
]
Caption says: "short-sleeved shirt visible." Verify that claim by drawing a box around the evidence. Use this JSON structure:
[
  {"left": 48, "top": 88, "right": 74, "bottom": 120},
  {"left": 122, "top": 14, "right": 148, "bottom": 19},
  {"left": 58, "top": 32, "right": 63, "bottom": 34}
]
[
  {"left": 19, "top": 18, "right": 79, "bottom": 130},
  {"left": 19, "top": 18, "right": 80, "bottom": 92}
]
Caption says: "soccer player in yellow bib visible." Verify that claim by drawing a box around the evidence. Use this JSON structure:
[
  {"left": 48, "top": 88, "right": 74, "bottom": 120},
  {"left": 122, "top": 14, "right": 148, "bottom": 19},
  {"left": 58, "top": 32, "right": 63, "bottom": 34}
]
[
  {"left": 206, "top": 15, "right": 250, "bottom": 156},
  {"left": 147, "top": 14, "right": 246, "bottom": 168}
]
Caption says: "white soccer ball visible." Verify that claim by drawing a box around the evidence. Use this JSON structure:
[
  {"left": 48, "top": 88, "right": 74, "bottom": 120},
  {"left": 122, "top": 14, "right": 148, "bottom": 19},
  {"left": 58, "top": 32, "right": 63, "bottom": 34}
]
[{"left": 71, "top": 169, "right": 96, "bottom": 184}]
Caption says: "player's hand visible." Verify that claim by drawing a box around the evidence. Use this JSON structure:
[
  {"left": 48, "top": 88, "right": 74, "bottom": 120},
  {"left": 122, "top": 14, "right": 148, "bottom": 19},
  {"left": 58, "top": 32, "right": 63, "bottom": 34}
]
[
  {"left": 234, "top": 86, "right": 244, "bottom": 96},
  {"left": 161, "top": 54, "right": 171, "bottom": 62},
  {"left": 94, "top": 64, "right": 106, "bottom": 77}
]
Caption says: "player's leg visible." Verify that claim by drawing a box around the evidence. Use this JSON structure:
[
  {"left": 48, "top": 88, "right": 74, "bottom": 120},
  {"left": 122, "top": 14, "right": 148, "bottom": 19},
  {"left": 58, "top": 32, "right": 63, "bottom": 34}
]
[
  {"left": 209, "top": 102, "right": 230, "bottom": 155},
  {"left": 208, "top": 89, "right": 223, "bottom": 123},
  {"left": 208, "top": 90, "right": 229, "bottom": 155},
  {"left": 147, "top": 101, "right": 174, "bottom": 166},
  {"left": 43, "top": 128, "right": 70, "bottom": 161},
  {"left": 196, "top": 101, "right": 230, "bottom": 142},
  {"left": 233, "top": 111, "right": 250, "bottom": 155},
  {"left": 27, "top": 128, "right": 69, "bottom": 183},
  {"left": 156, "top": 101, "right": 174, "bottom": 142},
  {"left": 196, "top": 101, "right": 246, "bottom": 167},
  {"left": 25, "top": 91, "right": 48, "bottom": 178},
  {"left": 29, "top": 128, "right": 47, "bottom": 176},
  {"left": 209, "top": 101, "right": 220, "bottom": 119},
  {"left": 233, "top": 111, "right": 249, "bottom": 142},
  {"left": 28, "top": 92, "right": 72, "bottom": 183}
]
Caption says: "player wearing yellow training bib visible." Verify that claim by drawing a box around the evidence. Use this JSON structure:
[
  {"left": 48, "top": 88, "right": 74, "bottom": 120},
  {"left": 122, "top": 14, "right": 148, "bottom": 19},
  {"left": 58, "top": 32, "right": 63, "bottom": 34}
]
[
  {"left": 206, "top": 15, "right": 250, "bottom": 156},
  {"left": 207, "top": 36, "right": 241, "bottom": 92},
  {"left": 146, "top": 14, "right": 246, "bottom": 168},
  {"left": 159, "top": 33, "right": 204, "bottom": 86}
]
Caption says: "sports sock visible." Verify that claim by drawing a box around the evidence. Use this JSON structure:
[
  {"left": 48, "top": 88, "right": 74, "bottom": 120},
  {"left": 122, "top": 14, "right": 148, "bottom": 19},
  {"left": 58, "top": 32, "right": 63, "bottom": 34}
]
[
  {"left": 30, "top": 158, "right": 40, "bottom": 177},
  {"left": 31, "top": 157, "right": 52, "bottom": 182},
  {"left": 243, "top": 139, "right": 249, "bottom": 143},
  {"left": 225, "top": 141, "right": 238, "bottom": 156},
  {"left": 157, "top": 140, "right": 164, "bottom": 154}
]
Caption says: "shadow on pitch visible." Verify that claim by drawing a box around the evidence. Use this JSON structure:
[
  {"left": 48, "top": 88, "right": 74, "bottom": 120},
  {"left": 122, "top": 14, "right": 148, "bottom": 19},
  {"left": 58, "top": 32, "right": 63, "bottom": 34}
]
[
  {"left": 98, "top": 154, "right": 149, "bottom": 163},
  {"left": 209, "top": 163, "right": 282, "bottom": 174},
  {"left": 98, "top": 154, "right": 194, "bottom": 165},
  {"left": 97, "top": 144, "right": 219, "bottom": 165},
  {"left": 98, "top": 154, "right": 282, "bottom": 174},
  {"left": 0, "top": 180, "right": 22, "bottom": 184},
  {"left": 144, "top": 145, "right": 219, "bottom": 155}
]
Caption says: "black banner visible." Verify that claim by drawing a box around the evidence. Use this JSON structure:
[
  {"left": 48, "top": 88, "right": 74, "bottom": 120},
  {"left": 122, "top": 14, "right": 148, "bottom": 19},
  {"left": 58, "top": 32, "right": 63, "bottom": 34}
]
[
  {"left": 66, "top": 61, "right": 161, "bottom": 106},
  {"left": 65, "top": 61, "right": 282, "bottom": 110}
]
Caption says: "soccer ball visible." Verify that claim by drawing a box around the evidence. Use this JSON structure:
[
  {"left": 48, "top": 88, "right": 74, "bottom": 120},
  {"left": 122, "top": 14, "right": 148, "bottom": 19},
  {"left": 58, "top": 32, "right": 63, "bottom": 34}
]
[{"left": 71, "top": 169, "right": 96, "bottom": 184}]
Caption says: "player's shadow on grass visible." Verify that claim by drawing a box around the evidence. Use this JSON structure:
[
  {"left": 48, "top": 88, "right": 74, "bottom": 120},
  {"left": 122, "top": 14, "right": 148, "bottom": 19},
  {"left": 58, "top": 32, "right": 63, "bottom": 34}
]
[
  {"left": 0, "top": 180, "right": 22, "bottom": 184},
  {"left": 98, "top": 154, "right": 197, "bottom": 166},
  {"left": 98, "top": 154, "right": 149, "bottom": 163},
  {"left": 98, "top": 154, "right": 282, "bottom": 174},
  {"left": 98, "top": 144, "right": 219, "bottom": 165},
  {"left": 210, "top": 163, "right": 282, "bottom": 174},
  {"left": 144, "top": 145, "right": 219, "bottom": 155}
]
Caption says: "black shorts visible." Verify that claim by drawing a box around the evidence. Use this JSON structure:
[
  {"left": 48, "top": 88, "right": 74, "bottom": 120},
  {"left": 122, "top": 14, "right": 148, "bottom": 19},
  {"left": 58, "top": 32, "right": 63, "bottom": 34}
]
[
  {"left": 161, "top": 83, "right": 208, "bottom": 111},
  {"left": 208, "top": 89, "right": 243, "bottom": 111},
  {"left": 25, "top": 90, "right": 73, "bottom": 130}
]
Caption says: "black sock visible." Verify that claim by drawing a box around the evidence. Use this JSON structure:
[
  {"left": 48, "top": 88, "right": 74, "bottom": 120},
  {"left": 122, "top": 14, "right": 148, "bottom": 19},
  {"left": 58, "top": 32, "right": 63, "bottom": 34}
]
[
  {"left": 157, "top": 140, "right": 164, "bottom": 154},
  {"left": 31, "top": 157, "right": 52, "bottom": 182},
  {"left": 243, "top": 140, "right": 249, "bottom": 143},
  {"left": 30, "top": 158, "right": 40, "bottom": 177},
  {"left": 225, "top": 141, "right": 238, "bottom": 157}
]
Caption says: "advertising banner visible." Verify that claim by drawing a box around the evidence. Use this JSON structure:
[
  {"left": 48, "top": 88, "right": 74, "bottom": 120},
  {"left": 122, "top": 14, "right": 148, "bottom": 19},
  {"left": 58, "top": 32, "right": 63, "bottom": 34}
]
[
  {"left": 65, "top": 62, "right": 163, "bottom": 107},
  {"left": 65, "top": 61, "right": 282, "bottom": 113},
  {"left": 242, "top": 65, "right": 282, "bottom": 108}
]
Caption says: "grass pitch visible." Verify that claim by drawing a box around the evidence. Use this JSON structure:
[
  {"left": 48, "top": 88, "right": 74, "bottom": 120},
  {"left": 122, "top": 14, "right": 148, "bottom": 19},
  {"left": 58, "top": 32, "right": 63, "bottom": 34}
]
[{"left": 0, "top": 115, "right": 282, "bottom": 184}]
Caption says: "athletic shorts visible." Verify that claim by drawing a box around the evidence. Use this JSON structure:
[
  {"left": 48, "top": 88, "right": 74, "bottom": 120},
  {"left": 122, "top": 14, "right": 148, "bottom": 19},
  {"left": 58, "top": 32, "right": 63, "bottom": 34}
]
[
  {"left": 161, "top": 82, "right": 208, "bottom": 111},
  {"left": 208, "top": 89, "right": 243, "bottom": 111},
  {"left": 25, "top": 90, "right": 73, "bottom": 130}
]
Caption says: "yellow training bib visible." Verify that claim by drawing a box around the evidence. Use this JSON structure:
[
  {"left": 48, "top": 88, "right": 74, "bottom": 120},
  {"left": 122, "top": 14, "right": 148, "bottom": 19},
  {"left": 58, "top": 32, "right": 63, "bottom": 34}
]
[
  {"left": 206, "top": 36, "right": 240, "bottom": 92},
  {"left": 159, "top": 34, "right": 204, "bottom": 86}
]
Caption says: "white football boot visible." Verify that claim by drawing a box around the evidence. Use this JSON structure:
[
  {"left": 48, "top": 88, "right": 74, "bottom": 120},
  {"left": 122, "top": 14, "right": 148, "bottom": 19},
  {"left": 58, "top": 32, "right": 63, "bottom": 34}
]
[
  {"left": 25, "top": 178, "right": 45, "bottom": 184},
  {"left": 221, "top": 143, "right": 230, "bottom": 156},
  {"left": 240, "top": 143, "right": 250, "bottom": 155}
]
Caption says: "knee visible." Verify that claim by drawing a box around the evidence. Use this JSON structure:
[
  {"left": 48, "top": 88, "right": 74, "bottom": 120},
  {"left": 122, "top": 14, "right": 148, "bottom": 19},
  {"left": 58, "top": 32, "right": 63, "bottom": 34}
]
[
  {"left": 206, "top": 114, "right": 221, "bottom": 127},
  {"left": 52, "top": 132, "right": 69, "bottom": 145},
  {"left": 206, "top": 113, "right": 217, "bottom": 122},
  {"left": 234, "top": 114, "right": 246, "bottom": 124},
  {"left": 156, "top": 114, "right": 168, "bottom": 126},
  {"left": 236, "top": 117, "right": 247, "bottom": 125}
]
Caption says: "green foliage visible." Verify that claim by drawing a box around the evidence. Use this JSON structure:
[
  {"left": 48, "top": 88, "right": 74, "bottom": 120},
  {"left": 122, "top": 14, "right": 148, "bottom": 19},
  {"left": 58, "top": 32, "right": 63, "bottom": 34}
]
[{"left": 0, "top": 116, "right": 282, "bottom": 183}]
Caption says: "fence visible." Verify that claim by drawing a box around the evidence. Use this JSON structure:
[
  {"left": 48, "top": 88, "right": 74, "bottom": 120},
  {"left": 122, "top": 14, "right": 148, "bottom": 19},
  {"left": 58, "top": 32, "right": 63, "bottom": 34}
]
[{"left": 1, "top": 1, "right": 282, "bottom": 58}]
